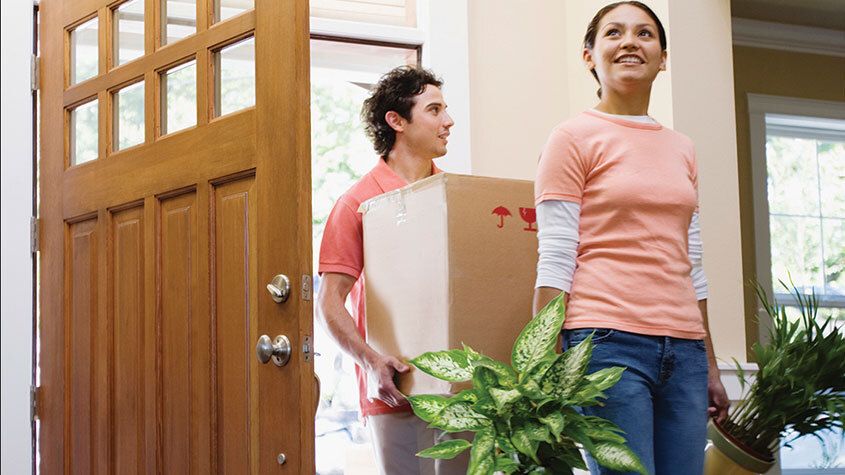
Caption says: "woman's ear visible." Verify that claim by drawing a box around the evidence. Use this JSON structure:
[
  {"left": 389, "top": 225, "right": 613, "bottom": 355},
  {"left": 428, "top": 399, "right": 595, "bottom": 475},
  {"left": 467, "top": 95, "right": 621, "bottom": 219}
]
[
  {"left": 659, "top": 50, "right": 668, "bottom": 71},
  {"left": 583, "top": 48, "right": 595, "bottom": 71},
  {"left": 385, "top": 110, "right": 404, "bottom": 132}
]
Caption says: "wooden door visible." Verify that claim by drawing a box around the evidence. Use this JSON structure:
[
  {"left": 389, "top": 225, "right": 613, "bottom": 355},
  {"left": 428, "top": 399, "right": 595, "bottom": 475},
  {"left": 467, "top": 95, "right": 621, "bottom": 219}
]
[{"left": 38, "top": 0, "right": 314, "bottom": 473}]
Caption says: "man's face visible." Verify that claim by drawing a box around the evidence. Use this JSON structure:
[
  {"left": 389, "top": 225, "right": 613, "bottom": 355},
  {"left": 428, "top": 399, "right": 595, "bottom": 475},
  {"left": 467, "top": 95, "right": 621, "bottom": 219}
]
[{"left": 398, "top": 85, "right": 454, "bottom": 159}]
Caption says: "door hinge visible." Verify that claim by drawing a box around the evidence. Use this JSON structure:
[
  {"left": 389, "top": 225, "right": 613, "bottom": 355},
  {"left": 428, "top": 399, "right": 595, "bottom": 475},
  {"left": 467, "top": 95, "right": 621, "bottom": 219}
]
[
  {"left": 30, "top": 385, "right": 40, "bottom": 421},
  {"left": 30, "top": 54, "right": 39, "bottom": 92},
  {"left": 301, "top": 274, "right": 313, "bottom": 301},
  {"left": 30, "top": 217, "right": 39, "bottom": 253}
]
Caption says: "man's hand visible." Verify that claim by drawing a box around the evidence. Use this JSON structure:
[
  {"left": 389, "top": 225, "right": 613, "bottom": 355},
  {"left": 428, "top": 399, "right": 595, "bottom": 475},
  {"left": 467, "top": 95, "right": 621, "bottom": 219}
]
[
  {"left": 708, "top": 371, "right": 730, "bottom": 424},
  {"left": 365, "top": 353, "right": 410, "bottom": 407}
]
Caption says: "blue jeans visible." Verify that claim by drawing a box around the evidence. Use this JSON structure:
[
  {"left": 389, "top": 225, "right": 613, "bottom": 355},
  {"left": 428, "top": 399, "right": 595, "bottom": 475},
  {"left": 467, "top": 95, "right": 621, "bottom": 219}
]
[{"left": 562, "top": 328, "right": 709, "bottom": 475}]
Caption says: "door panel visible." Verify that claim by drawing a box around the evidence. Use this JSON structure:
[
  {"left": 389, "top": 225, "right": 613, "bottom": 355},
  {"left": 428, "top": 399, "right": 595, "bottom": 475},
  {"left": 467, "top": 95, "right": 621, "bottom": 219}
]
[
  {"left": 111, "top": 205, "right": 145, "bottom": 475},
  {"left": 39, "top": 1, "right": 313, "bottom": 473}
]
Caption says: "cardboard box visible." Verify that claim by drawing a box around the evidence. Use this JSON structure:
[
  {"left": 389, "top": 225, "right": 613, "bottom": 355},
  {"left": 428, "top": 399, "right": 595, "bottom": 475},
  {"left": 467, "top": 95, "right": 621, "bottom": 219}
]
[{"left": 361, "top": 173, "right": 538, "bottom": 396}]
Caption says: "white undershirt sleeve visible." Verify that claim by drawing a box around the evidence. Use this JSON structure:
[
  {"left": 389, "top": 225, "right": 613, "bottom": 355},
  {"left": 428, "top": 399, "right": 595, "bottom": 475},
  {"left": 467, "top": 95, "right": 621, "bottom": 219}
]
[
  {"left": 535, "top": 200, "right": 580, "bottom": 292},
  {"left": 688, "top": 211, "right": 709, "bottom": 300}
]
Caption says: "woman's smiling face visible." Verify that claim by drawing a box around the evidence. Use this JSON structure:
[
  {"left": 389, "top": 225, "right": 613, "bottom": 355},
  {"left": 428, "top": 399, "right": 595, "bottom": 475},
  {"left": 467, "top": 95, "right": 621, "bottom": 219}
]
[{"left": 584, "top": 4, "right": 667, "bottom": 94}]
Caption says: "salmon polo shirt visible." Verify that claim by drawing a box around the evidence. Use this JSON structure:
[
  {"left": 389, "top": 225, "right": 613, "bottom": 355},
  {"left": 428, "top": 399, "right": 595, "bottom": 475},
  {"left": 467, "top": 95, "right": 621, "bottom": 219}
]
[
  {"left": 318, "top": 158, "right": 442, "bottom": 417},
  {"left": 535, "top": 110, "right": 706, "bottom": 339}
]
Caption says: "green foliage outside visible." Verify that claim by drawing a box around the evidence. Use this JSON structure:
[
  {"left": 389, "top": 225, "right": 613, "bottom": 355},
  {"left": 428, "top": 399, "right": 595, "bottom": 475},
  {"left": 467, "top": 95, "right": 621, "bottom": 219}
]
[
  {"left": 407, "top": 294, "right": 646, "bottom": 475},
  {"left": 766, "top": 137, "right": 844, "bottom": 320}
]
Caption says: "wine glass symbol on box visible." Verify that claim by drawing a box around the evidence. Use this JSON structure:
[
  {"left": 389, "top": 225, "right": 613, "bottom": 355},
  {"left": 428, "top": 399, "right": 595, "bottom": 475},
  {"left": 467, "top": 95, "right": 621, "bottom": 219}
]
[{"left": 490, "top": 206, "right": 537, "bottom": 232}]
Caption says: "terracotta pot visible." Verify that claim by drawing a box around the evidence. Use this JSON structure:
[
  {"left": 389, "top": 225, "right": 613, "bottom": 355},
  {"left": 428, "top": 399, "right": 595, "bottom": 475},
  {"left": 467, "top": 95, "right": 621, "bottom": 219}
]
[{"left": 704, "top": 420, "right": 776, "bottom": 475}]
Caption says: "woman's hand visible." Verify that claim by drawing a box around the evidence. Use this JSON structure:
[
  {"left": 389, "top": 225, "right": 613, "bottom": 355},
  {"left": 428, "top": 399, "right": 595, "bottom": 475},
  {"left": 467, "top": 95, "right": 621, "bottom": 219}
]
[{"left": 708, "top": 371, "right": 730, "bottom": 424}]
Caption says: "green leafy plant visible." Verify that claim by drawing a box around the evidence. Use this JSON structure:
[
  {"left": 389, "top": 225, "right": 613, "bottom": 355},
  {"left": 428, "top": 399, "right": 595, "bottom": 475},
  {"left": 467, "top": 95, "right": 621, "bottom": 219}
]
[
  {"left": 720, "top": 282, "right": 845, "bottom": 459},
  {"left": 406, "top": 294, "right": 647, "bottom": 474}
]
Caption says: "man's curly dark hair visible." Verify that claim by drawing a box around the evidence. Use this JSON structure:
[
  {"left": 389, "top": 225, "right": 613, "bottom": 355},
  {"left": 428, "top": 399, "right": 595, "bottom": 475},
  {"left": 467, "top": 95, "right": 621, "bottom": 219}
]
[{"left": 361, "top": 66, "right": 444, "bottom": 160}]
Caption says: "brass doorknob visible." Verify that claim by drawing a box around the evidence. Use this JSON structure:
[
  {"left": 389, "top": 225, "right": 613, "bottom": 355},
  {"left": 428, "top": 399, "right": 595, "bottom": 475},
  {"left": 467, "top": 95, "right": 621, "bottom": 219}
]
[
  {"left": 256, "top": 335, "right": 291, "bottom": 367},
  {"left": 267, "top": 274, "right": 291, "bottom": 303}
]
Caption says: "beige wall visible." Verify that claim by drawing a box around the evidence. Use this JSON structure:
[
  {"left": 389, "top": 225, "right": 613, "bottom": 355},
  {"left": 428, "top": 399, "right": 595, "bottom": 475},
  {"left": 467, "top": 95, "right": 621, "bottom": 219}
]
[
  {"left": 733, "top": 46, "right": 845, "bottom": 356},
  {"left": 466, "top": 0, "right": 750, "bottom": 362},
  {"left": 466, "top": 0, "right": 569, "bottom": 180}
]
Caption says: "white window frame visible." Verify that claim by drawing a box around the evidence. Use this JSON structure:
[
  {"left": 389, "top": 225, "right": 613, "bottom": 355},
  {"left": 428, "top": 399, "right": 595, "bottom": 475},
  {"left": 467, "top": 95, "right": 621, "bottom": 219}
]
[
  {"left": 309, "top": 0, "right": 472, "bottom": 174},
  {"left": 748, "top": 92, "right": 845, "bottom": 475},
  {"left": 749, "top": 93, "right": 845, "bottom": 316}
]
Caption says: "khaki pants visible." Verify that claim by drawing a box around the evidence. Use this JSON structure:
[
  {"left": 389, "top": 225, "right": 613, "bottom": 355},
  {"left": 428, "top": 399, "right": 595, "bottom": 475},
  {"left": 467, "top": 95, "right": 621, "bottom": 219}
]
[{"left": 368, "top": 411, "right": 471, "bottom": 475}]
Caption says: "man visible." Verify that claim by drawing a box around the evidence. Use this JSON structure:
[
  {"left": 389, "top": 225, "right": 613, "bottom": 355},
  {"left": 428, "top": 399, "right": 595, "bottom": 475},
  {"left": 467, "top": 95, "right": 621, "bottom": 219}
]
[{"left": 316, "top": 66, "right": 462, "bottom": 474}]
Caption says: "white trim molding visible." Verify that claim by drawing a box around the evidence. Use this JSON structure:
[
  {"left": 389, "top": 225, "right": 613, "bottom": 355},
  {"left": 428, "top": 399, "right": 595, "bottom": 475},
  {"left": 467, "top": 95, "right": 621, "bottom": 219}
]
[
  {"left": 732, "top": 17, "right": 845, "bottom": 58},
  {"left": 310, "top": 17, "right": 425, "bottom": 45},
  {"left": 718, "top": 362, "right": 758, "bottom": 403}
]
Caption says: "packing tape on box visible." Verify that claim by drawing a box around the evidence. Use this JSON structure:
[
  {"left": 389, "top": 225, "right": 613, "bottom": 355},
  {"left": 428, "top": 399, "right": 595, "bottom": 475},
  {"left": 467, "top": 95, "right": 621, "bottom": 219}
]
[{"left": 390, "top": 190, "right": 408, "bottom": 225}]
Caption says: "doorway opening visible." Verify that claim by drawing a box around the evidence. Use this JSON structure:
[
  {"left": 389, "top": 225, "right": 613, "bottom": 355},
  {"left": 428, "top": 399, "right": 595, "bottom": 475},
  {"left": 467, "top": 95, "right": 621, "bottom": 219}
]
[{"left": 309, "top": 37, "right": 418, "bottom": 475}]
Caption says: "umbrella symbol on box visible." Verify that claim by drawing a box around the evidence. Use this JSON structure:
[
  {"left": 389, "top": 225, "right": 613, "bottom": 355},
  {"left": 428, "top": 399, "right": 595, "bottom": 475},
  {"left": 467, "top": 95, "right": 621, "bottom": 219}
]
[
  {"left": 520, "top": 207, "right": 537, "bottom": 232},
  {"left": 492, "top": 206, "right": 511, "bottom": 228}
]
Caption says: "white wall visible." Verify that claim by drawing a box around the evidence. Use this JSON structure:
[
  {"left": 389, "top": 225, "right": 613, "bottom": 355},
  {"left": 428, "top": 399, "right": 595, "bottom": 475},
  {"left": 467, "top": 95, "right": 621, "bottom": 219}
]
[{"left": 1, "top": 0, "right": 35, "bottom": 473}]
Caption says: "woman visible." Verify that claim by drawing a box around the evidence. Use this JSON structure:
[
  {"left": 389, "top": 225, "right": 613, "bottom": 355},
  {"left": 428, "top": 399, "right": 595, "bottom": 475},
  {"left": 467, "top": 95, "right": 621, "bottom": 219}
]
[{"left": 532, "top": 2, "right": 729, "bottom": 474}]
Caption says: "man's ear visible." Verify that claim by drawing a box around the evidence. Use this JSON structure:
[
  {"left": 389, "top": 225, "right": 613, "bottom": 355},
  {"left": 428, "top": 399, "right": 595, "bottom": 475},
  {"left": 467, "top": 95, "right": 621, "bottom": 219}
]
[{"left": 385, "top": 111, "right": 405, "bottom": 133}]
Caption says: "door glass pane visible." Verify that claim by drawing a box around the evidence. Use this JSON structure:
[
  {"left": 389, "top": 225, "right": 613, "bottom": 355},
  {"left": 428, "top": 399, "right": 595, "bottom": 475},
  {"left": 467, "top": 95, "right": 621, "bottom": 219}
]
[
  {"left": 70, "top": 99, "right": 99, "bottom": 165},
  {"left": 215, "top": 0, "right": 253, "bottom": 22},
  {"left": 114, "top": 0, "right": 145, "bottom": 66},
  {"left": 162, "top": 0, "right": 196, "bottom": 46},
  {"left": 114, "top": 81, "right": 145, "bottom": 150},
  {"left": 214, "top": 37, "right": 255, "bottom": 117},
  {"left": 70, "top": 17, "right": 99, "bottom": 85},
  {"left": 161, "top": 60, "right": 196, "bottom": 135}
]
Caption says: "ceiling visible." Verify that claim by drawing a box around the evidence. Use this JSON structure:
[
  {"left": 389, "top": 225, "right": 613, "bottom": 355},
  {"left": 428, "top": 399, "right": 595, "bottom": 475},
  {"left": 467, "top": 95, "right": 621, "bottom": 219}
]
[{"left": 731, "top": 0, "right": 845, "bottom": 30}]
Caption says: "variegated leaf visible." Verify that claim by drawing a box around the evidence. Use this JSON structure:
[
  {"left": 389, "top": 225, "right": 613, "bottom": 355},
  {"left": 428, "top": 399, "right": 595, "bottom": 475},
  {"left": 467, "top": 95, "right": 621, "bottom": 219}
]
[
  {"left": 473, "top": 366, "right": 499, "bottom": 391},
  {"left": 467, "top": 455, "right": 494, "bottom": 475},
  {"left": 430, "top": 401, "right": 491, "bottom": 432},
  {"left": 511, "top": 426, "right": 540, "bottom": 463},
  {"left": 518, "top": 378, "right": 549, "bottom": 401},
  {"left": 410, "top": 350, "right": 472, "bottom": 382},
  {"left": 453, "top": 389, "right": 479, "bottom": 404},
  {"left": 586, "top": 366, "right": 625, "bottom": 391},
  {"left": 512, "top": 293, "right": 566, "bottom": 374},
  {"left": 472, "top": 394, "right": 498, "bottom": 418},
  {"left": 584, "top": 427, "right": 626, "bottom": 444},
  {"left": 525, "top": 356, "right": 556, "bottom": 385},
  {"left": 407, "top": 394, "right": 450, "bottom": 423},
  {"left": 493, "top": 455, "right": 520, "bottom": 474},
  {"left": 474, "top": 357, "right": 518, "bottom": 387},
  {"left": 541, "top": 337, "right": 593, "bottom": 400},
  {"left": 523, "top": 420, "right": 552, "bottom": 443},
  {"left": 590, "top": 442, "right": 648, "bottom": 475},
  {"left": 489, "top": 387, "right": 522, "bottom": 409},
  {"left": 538, "top": 411, "right": 566, "bottom": 440},
  {"left": 468, "top": 429, "right": 496, "bottom": 475},
  {"left": 463, "top": 343, "right": 482, "bottom": 363},
  {"left": 416, "top": 439, "right": 472, "bottom": 459}
]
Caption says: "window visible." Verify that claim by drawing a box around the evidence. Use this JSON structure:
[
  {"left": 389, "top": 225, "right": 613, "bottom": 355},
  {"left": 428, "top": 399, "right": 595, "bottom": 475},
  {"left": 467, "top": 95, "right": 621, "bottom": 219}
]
[{"left": 749, "top": 94, "right": 845, "bottom": 472}]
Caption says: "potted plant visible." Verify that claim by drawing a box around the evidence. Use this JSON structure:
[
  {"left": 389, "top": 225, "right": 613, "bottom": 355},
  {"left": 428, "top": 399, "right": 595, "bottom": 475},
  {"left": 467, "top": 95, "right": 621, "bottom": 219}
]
[
  {"left": 705, "top": 283, "right": 845, "bottom": 474},
  {"left": 405, "top": 294, "right": 647, "bottom": 474}
]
